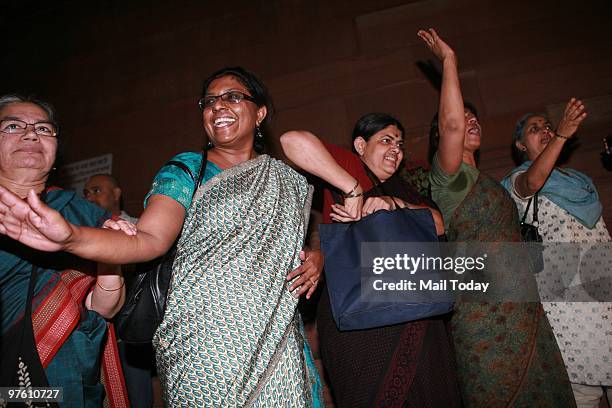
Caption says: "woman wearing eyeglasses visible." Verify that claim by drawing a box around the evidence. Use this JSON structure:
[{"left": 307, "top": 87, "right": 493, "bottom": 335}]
[
  {"left": 280, "top": 113, "right": 460, "bottom": 407},
  {"left": 0, "top": 68, "right": 323, "bottom": 407},
  {"left": 501, "top": 106, "right": 612, "bottom": 407},
  {"left": 0, "top": 94, "right": 127, "bottom": 406}
]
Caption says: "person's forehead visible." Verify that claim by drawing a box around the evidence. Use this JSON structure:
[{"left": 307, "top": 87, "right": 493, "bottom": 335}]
[
  {"left": 0, "top": 102, "right": 49, "bottom": 120},
  {"left": 86, "top": 176, "right": 113, "bottom": 188}
]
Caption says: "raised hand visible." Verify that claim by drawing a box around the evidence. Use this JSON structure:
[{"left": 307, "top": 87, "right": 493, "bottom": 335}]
[
  {"left": 0, "top": 187, "right": 73, "bottom": 251},
  {"left": 417, "top": 28, "right": 456, "bottom": 61},
  {"left": 556, "top": 98, "right": 587, "bottom": 138}
]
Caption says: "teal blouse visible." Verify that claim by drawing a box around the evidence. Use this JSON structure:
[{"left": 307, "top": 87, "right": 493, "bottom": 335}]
[{"left": 144, "top": 152, "right": 222, "bottom": 209}]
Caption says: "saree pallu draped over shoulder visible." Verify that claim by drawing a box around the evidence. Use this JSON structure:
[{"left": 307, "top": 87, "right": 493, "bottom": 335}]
[
  {"left": 447, "top": 173, "right": 575, "bottom": 407},
  {"left": 154, "top": 155, "right": 315, "bottom": 407}
]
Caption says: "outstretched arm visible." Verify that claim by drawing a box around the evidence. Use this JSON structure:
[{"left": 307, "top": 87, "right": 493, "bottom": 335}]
[
  {"left": 418, "top": 28, "right": 466, "bottom": 174},
  {"left": 514, "top": 98, "right": 587, "bottom": 197},
  {"left": 0, "top": 187, "right": 185, "bottom": 264},
  {"left": 281, "top": 130, "right": 363, "bottom": 221}
]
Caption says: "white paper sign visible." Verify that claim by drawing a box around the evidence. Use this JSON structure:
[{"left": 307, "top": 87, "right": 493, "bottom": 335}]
[{"left": 55, "top": 154, "right": 113, "bottom": 196}]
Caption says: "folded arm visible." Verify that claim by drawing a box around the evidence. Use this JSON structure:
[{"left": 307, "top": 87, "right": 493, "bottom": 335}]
[{"left": 281, "top": 130, "right": 363, "bottom": 221}]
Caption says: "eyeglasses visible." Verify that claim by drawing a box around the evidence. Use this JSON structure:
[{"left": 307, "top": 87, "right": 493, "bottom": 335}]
[
  {"left": 0, "top": 119, "right": 57, "bottom": 137},
  {"left": 198, "top": 91, "right": 256, "bottom": 110}
]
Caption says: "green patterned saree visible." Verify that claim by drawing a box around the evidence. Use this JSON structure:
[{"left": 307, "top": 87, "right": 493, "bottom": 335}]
[
  {"left": 153, "top": 155, "right": 315, "bottom": 407},
  {"left": 448, "top": 173, "right": 575, "bottom": 408}
]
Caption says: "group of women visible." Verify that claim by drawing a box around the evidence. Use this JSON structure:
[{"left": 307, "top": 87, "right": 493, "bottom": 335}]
[{"left": 0, "top": 27, "right": 609, "bottom": 408}]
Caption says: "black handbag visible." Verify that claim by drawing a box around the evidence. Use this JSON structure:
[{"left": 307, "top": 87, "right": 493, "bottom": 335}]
[
  {"left": 520, "top": 192, "right": 544, "bottom": 272},
  {"left": 115, "top": 151, "right": 207, "bottom": 344}
]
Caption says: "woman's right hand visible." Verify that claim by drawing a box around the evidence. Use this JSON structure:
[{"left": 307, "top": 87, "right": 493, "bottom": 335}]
[
  {"left": 556, "top": 97, "right": 587, "bottom": 138},
  {"left": 0, "top": 187, "right": 73, "bottom": 251},
  {"left": 331, "top": 193, "right": 364, "bottom": 223},
  {"left": 417, "top": 28, "right": 456, "bottom": 62}
]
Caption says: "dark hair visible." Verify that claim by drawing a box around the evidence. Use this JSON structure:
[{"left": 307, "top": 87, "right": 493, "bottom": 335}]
[
  {"left": 351, "top": 112, "right": 405, "bottom": 153},
  {"left": 428, "top": 101, "right": 480, "bottom": 165},
  {"left": 511, "top": 112, "right": 544, "bottom": 164},
  {"left": 201, "top": 67, "right": 274, "bottom": 154},
  {"left": 0, "top": 94, "right": 59, "bottom": 136}
]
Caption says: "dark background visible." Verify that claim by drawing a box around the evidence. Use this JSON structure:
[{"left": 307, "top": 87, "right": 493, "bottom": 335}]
[{"left": 2, "top": 0, "right": 611, "bottom": 222}]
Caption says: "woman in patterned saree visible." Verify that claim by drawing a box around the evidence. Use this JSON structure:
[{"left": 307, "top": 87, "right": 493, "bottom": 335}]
[
  {"left": 0, "top": 68, "right": 323, "bottom": 407},
  {"left": 281, "top": 114, "right": 461, "bottom": 407},
  {"left": 502, "top": 107, "right": 612, "bottom": 407},
  {"left": 0, "top": 94, "right": 126, "bottom": 407},
  {"left": 418, "top": 28, "right": 575, "bottom": 406}
]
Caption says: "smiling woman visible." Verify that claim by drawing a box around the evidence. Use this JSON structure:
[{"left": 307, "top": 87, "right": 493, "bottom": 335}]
[
  {"left": 0, "top": 68, "right": 323, "bottom": 407},
  {"left": 0, "top": 94, "right": 127, "bottom": 407},
  {"left": 280, "top": 113, "right": 457, "bottom": 407}
]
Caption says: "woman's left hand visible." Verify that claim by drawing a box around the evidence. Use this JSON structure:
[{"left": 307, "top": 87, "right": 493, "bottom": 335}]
[
  {"left": 287, "top": 249, "right": 323, "bottom": 299},
  {"left": 361, "top": 196, "right": 398, "bottom": 216},
  {"left": 556, "top": 97, "right": 587, "bottom": 138}
]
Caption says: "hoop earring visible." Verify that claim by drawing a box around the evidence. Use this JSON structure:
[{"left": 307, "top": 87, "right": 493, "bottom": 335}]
[{"left": 255, "top": 125, "right": 263, "bottom": 139}]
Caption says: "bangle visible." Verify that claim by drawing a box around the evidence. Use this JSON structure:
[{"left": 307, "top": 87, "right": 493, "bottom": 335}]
[
  {"left": 555, "top": 132, "right": 569, "bottom": 140},
  {"left": 342, "top": 179, "right": 362, "bottom": 198},
  {"left": 96, "top": 279, "right": 125, "bottom": 292}
]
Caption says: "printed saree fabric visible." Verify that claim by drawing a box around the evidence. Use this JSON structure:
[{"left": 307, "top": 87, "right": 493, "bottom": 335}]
[
  {"left": 0, "top": 189, "right": 120, "bottom": 407},
  {"left": 154, "top": 155, "right": 315, "bottom": 407},
  {"left": 447, "top": 173, "right": 575, "bottom": 407}
]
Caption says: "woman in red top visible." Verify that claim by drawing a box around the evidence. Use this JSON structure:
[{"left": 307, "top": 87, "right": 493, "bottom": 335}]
[{"left": 281, "top": 112, "right": 459, "bottom": 407}]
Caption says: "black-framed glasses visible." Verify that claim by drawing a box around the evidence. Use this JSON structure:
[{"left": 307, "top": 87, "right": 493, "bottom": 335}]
[
  {"left": 198, "top": 91, "right": 256, "bottom": 110},
  {"left": 0, "top": 119, "right": 57, "bottom": 137}
]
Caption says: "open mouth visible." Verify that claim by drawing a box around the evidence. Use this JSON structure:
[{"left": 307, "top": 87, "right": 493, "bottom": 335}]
[
  {"left": 467, "top": 126, "right": 481, "bottom": 136},
  {"left": 213, "top": 116, "right": 236, "bottom": 128},
  {"left": 541, "top": 135, "right": 551, "bottom": 145}
]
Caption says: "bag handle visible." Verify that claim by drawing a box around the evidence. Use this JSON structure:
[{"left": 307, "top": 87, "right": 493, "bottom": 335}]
[
  {"left": 164, "top": 150, "right": 208, "bottom": 199},
  {"left": 521, "top": 192, "right": 539, "bottom": 226}
]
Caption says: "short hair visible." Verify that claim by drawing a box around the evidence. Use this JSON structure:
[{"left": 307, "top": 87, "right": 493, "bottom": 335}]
[
  {"left": 351, "top": 112, "right": 405, "bottom": 153},
  {"left": 0, "top": 94, "right": 59, "bottom": 135},
  {"left": 511, "top": 113, "right": 544, "bottom": 164},
  {"left": 428, "top": 101, "right": 480, "bottom": 165},
  {"left": 87, "top": 173, "right": 121, "bottom": 189},
  {"left": 201, "top": 67, "right": 274, "bottom": 154}
]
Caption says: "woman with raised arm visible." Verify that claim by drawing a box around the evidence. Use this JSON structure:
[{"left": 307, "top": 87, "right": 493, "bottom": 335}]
[
  {"left": 281, "top": 113, "right": 460, "bottom": 407},
  {"left": 0, "top": 68, "right": 323, "bottom": 407},
  {"left": 419, "top": 28, "right": 575, "bottom": 407},
  {"left": 502, "top": 105, "right": 612, "bottom": 407},
  {"left": 0, "top": 94, "right": 126, "bottom": 406}
]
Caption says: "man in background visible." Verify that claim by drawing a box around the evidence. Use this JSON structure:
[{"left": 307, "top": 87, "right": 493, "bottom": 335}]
[{"left": 83, "top": 174, "right": 139, "bottom": 223}]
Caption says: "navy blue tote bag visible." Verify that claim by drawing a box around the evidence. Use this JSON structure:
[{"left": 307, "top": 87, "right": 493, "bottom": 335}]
[{"left": 320, "top": 208, "right": 453, "bottom": 331}]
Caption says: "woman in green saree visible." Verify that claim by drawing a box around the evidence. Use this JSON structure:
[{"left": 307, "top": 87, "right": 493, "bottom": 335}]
[
  {"left": 0, "top": 68, "right": 323, "bottom": 407},
  {"left": 418, "top": 28, "right": 575, "bottom": 407}
]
